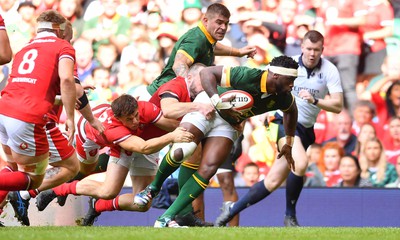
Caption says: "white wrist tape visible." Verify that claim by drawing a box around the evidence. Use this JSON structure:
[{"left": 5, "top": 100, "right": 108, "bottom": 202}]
[{"left": 210, "top": 94, "right": 232, "bottom": 110}]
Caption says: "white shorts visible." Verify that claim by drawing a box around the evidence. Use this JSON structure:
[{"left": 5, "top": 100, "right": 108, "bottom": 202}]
[
  {"left": 109, "top": 151, "right": 159, "bottom": 176},
  {"left": 0, "top": 114, "right": 48, "bottom": 156},
  {"left": 181, "top": 91, "right": 239, "bottom": 141}
]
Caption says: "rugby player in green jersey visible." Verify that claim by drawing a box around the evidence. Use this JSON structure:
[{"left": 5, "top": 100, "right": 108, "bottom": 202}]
[{"left": 136, "top": 55, "right": 299, "bottom": 227}]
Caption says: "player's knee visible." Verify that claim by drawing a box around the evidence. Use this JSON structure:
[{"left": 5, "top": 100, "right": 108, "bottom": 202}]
[
  {"left": 98, "top": 190, "right": 119, "bottom": 200},
  {"left": 170, "top": 142, "right": 197, "bottom": 164}
]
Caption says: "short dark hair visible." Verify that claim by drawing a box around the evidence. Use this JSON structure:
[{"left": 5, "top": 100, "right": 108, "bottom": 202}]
[
  {"left": 111, "top": 94, "right": 138, "bottom": 118},
  {"left": 354, "top": 99, "right": 376, "bottom": 116},
  {"left": 303, "top": 30, "right": 324, "bottom": 45},
  {"left": 205, "top": 3, "right": 230, "bottom": 19},
  {"left": 270, "top": 55, "right": 299, "bottom": 70}
]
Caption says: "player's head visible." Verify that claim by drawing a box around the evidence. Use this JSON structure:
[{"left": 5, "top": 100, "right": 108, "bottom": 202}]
[
  {"left": 268, "top": 55, "right": 299, "bottom": 95},
  {"left": 187, "top": 63, "right": 206, "bottom": 96},
  {"left": 62, "top": 20, "right": 73, "bottom": 42},
  {"left": 36, "top": 10, "right": 67, "bottom": 39},
  {"left": 301, "top": 30, "right": 324, "bottom": 69},
  {"left": 111, "top": 94, "right": 140, "bottom": 130},
  {"left": 203, "top": 3, "right": 230, "bottom": 41}
]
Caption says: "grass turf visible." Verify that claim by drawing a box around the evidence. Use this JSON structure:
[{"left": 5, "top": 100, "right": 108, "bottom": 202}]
[{"left": 1, "top": 227, "right": 399, "bottom": 240}]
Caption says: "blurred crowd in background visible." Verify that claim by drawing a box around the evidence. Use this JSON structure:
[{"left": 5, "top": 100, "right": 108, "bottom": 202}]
[{"left": 0, "top": 0, "right": 400, "bottom": 189}]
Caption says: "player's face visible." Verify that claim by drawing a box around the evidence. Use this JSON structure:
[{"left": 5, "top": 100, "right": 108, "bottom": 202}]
[
  {"left": 274, "top": 75, "right": 296, "bottom": 94},
  {"left": 301, "top": 39, "right": 323, "bottom": 69},
  {"left": 204, "top": 14, "right": 229, "bottom": 41},
  {"left": 118, "top": 110, "right": 140, "bottom": 130}
]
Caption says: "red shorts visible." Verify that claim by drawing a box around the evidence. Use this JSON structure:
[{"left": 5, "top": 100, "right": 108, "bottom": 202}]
[{"left": 46, "top": 123, "right": 75, "bottom": 164}]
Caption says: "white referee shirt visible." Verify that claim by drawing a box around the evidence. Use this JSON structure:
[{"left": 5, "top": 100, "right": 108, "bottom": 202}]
[{"left": 289, "top": 55, "right": 343, "bottom": 128}]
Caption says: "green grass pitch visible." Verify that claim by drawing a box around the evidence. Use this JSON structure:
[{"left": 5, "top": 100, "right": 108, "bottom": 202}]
[{"left": 1, "top": 227, "right": 400, "bottom": 240}]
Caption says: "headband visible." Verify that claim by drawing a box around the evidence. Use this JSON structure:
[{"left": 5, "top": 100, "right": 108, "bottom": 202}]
[
  {"left": 269, "top": 66, "right": 298, "bottom": 77},
  {"left": 37, "top": 21, "right": 66, "bottom": 31}
]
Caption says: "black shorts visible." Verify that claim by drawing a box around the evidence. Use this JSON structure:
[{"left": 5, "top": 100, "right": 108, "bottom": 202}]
[{"left": 270, "top": 112, "right": 315, "bottom": 150}]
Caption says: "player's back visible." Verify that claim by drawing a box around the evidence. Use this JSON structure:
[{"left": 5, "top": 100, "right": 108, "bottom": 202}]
[{"left": 0, "top": 33, "right": 75, "bottom": 125}]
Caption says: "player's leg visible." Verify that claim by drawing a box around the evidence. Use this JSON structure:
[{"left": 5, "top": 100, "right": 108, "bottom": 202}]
[
  {"left": 216, "top": 170, "right": 238, "bottom": 226},
  {"left": 214, "top": 136, "right": 291, "bottom": 227},
  {"left": 156, "top": 136, "right": 233, "bottom": 227},
  {"left": 284, "top": 135, "right": 308, "bottom": 227},
  {"left": 174, "top": 144, "right": 213, "bottom": 226},
  {"left": 134, "top": 122, "right": 204, "bottom": 206}
]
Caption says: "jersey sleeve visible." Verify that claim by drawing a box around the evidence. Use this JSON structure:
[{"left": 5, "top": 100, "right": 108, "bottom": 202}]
[
  {"left": 176, "top": 36, "right": 205, "bottom": 63},
  {"left": 59, "top": 40, "right": 75, "bottom": 63},
  {"left": 138, "top": 101, "right": 162, "bottom": 124}
]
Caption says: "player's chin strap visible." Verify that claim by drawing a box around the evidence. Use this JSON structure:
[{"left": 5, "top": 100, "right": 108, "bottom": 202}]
[{"left": 210, "top": 94, "right": 232, "bottom": 110}]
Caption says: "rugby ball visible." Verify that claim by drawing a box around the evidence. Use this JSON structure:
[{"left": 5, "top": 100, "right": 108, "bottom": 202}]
[{"left": 220, "top": 90, "right": 254, "bottom": 112}]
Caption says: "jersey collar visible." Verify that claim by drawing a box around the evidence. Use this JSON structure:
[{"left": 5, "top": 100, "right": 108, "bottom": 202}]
[
  {"left": 198, "top": 21, "right": 216, "bottom": 45},
  {"left": 298, "top": 54, "right": 322, "bottom": 78},
  {"left": 260, "top": 71, "right": 268, "bottom": 93},
  {"left": 35, "top": 31, "right": 57, "bottom": 38}
]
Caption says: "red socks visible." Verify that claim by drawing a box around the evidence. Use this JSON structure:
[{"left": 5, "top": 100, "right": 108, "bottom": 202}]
[
  {"left": 53, "top": 180, "right": 79, "bottom": 196},
  {"left": 0, "top": 171, "right": 30, "bottom": 191},
  {"left": 95, "top": 196, "right": 120, "bottom": 213}
]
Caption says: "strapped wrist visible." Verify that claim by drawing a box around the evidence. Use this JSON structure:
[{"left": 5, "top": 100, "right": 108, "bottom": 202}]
[{"left": 286, "top": 135, "right": 295, "bottom": 147}]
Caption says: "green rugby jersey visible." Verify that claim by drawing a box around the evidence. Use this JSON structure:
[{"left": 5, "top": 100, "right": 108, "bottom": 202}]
[
  {"left": 217, "top": 66, "right": 295, "bottom": 124},
  {"left": 147, "top": 22, "right": 216, "bottom": 95}
]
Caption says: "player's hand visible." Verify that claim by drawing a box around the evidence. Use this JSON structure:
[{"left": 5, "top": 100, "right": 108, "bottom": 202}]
[
  {"left": 239, "top": 46, "right": 257, "bottom": 59},
  {"left": 65, "top": 119, "right": 75, "bottom": 146},
  {"left": 170, "top": 127, "right": 194, "bottom": 143},
  {"left": 277, "top": 144, "right": 296, "bottom": 171},
  {"left": 88, "top": 117, "right": 105, "bottom": 135},
  {"left": 298, "top": 89, "right": 314, "bottom": 104},
  {"left": 198, "top": 103, "right": 216, "bottom": 120}
]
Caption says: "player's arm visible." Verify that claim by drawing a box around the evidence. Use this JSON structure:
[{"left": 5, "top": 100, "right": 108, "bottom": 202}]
[
  {"left": 118, "top": 127, "right": 194, "bottom": 155},
  {"left": 200, "top": 66, "right": 224, "bottom": 96},
  {"left": 75, "top": 82, "right": 105, "bottom": 134},
  {"left": 313, "top": 92, "right": 343, "bottom": 114},
  {"left": 59, "top": 58, "right": 76, "bottom": 144},
  {"left": 0, "top": 15, "right": 12, "bottom": 65},
  {"left": 172, "top": 51, "right": 193, "bottom": 77},
  {"left": 214, "top": 42, "right": 256, "bottom": 58},
  {"left": 153, "top": 115, "right": 180, "bottom": 132},
  {"left": 279, "top": 99, "right": 298, "bottom": 170},
  {"left": 160, "top": 97, "right": 213, "bottom": 119}
]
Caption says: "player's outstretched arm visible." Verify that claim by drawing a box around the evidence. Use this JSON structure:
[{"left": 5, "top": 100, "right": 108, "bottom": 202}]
[{"left": 118, "top": 127, "right": 194, "bottom": 155}]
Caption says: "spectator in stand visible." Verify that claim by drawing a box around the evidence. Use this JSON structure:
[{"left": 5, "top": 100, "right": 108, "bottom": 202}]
[
  {"left": 57, "top": 0, "right": 84, "bottom": 40},
  {"left": 304, "top": 143, "right": 325, "bottom": 187},
  {"left": 324, "top": 110, "right": 358, "bottom": 155},
  {"left": 6, "top": 0, "right": 37, "bottom": 55},
  {"left": 73, "top": 37, "right": 98, "bottom": 85},
  {"left": 315, "top": 0, "right": 368, "bottom": 113},
  {"left": 0, "top": 13, "right": 12, "bottom": 65},
  {"left": 351, "top": 100, "right": 377, "bottom": 135},
  {"left": 156, "top": 22, "right": 178, "bottom": 65},
  {"left": 81, "top": 0, "right": 130, "bottom": 55},
  {"left": 335, "top": 155, "right": 373, "bottom": 187},
  {"left": 34, "top": 0, "right": 58, "bottom": 14},
  {"left": 385, "top": 155, "right": 400, "bottom": 188},
  {"left": 176, "top": 0, "right": 203, "bottom": 37},
  {"left": 0, "top": 0, "right": 20, "bottom": 25},
  {"left": 87, "top": 66, "right": 116, "bottom": 105},
  {"left": 382, "top": 116, "right": 400, "bottom": 165},
  {"left": 240, "top": 162, "right": 260, "bottom": 187},
  {"left": 245, "top": 31, "right": 282, "bottom": 68},
  {"left": 144, "top": 7, "right": 163, "bottom": 44},
  {"left": 114, "top": 63, "right": 144, "bottom": 97},
  {"left": 95, "top": 42, "right": 120, "bottom": 85},
  {"left": 125, "top": 0, "right": 147, "bottom": 25},
  {"left": 360, "top": 138, "right": 398, "bottom": 187},
  {"left": 318, "top": 142, "right": 345, "bottom": 187},
  {"left": 361, "top": 79, "right": 400, "bottom": 139},
  {"left": 357, "top": 0, "right": 394, "bottom": 96},
  {"left": 354, "top": 123, "right": 377, "bottom": 163}
]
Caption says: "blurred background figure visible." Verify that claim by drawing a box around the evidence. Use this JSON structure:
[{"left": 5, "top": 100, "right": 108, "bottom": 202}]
[
  {"left": 385, "top": 155, "right": 400, "bottom": 188},
  {"left": 304, "top": 143, "right": 325, "bottom": 187},
  {"left": 335, "top": 155, "right": 373, "bottom": 187},
  {"left": 382, "top": 116, "right": 400, "bottom": 165},
  {"left": 318, "top": 142, "right": 345, "bottom": 187},
  {"left": 238, "top": 162, "right": 261, "bottom": 187},
  {"left": 360, "top": 138, "right": 398, "bottom": 187}
]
